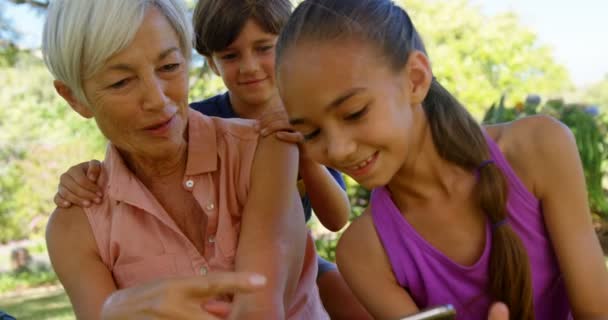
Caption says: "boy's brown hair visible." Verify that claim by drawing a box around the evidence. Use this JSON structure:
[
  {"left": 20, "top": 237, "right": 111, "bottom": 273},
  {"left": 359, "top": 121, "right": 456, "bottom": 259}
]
[{"left": 193, "top": 0, "right": 292, "bottom": 56}]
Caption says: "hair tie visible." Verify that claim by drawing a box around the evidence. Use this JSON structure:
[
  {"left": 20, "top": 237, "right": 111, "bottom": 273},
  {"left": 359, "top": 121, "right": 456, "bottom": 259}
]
[
  {"left": 477, "top": 159, "right": 495, "bottom": 170},
  {"left": 492, "top": 219, "right": 508, "bottom": 229}
]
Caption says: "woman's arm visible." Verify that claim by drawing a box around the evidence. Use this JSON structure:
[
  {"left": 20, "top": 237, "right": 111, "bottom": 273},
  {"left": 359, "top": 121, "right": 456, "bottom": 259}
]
[
  {"left": 521, "top": 116, "right": 608, "bottom": 319},
  {"left": 258, "top": 110, "right": 350, "bottom": 231},
  {"left": 47, "top": 206, "right": 268, "bottom": 320},
  {"left": 299, "top": 159, "right": 350, "bottom": 231},
  {"left": 336, "top": 210, "right": 419, "bottom": 319},
  {"left": 231, "top": 136, "right": 307, "bottom": 319},
  {"left": 46, "top": 206, "right": 118, "bottom": 319}
]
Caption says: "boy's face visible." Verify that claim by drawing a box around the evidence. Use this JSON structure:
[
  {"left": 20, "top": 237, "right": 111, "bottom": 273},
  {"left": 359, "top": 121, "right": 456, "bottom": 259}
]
[{"left": 207, "top": 19, "right": 278, "bottom": 109}]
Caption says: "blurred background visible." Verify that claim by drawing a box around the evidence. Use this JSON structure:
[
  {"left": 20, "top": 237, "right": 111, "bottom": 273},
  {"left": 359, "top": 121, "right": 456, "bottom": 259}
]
[{"left": 0, "top": 0, "right": 607, "bottom": 318}]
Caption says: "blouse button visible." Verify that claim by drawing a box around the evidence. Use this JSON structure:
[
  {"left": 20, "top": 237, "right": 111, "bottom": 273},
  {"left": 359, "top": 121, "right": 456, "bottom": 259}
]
[
  {"left": 185, "top": 180, "right": 194, "bottom": 188},
  {"left": 208, "top": 235, "right": 216, "bottom": 244},
  {"left": 205, "top": 203, "right": 215, "bottom": 211},
  {"left": 199, "top": 266, "right": 208, "bottom": 276}
]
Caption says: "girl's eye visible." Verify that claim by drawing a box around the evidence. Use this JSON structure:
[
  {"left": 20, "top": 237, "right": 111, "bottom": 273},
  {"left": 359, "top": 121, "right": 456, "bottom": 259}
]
[
  {"left": 108, "top": 78, "right": 130, "bottom": 89},
  {"left": 160, "top": 63, "right": 180, "bottom": 72},
  {"left": 303, "top": 129, "right": 320, "bottom": 141},
  {"left": 344, "top": 106, "right": 368, "bottom": 121}
]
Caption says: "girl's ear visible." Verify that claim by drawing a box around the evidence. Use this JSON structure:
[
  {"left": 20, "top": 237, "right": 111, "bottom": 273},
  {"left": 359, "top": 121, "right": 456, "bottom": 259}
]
[
  {"left": 205, "top": 55, "right": 221, "bottom": 77},
  {"left": 53, "top": 81, "right": 94, "bottom": 119},
  {"left": 404, "top": 50, "right": 432, "bottom": 105}
]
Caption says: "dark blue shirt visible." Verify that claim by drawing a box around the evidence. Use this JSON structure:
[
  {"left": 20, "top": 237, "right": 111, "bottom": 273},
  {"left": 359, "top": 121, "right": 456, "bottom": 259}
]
[{"left": 190, "top": 92, "right": 346, "bottom": 222}]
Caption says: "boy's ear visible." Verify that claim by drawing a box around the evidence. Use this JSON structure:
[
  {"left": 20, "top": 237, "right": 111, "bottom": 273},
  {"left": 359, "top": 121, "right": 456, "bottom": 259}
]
[
  {"left": 404, "top": 50, "right": 432, "bottom": 105},
  {"left": 53, "top": 80, "right": 94, "bottom": 119},
  {"left": 205, "top": 55, "right": 221, "bottom": 77}
]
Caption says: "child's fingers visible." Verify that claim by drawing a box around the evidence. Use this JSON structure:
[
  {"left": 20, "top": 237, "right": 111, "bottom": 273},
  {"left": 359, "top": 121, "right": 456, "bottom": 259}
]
[
  {"left": 63, "top": 164, "right": 101, "bottom": 195},
  {"left": 86, "top": 160, "right": 102, "bottom": 182},
  {"left": 57, "top": 183, "right": 94, "bottom": 208},
  {"left": 53, "top": 192, "right": 72, "bottom": 208},
  {"left": 275, "top": 131, "right": 304, "bottom": 144},
  {"left": 258, "top": 110, "right": 290, "bottom": 134},
  {"left": 58, "top": 175, "right": 100, "bottom": 206},
  {"left": 487, "top": 302, "right": 509, "bottom": 320}
]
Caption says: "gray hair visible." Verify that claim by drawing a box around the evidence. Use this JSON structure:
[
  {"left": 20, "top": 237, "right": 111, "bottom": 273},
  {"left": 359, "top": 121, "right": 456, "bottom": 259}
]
[{"left": 42, "top": 0, "right": 192, "bottom": 106}]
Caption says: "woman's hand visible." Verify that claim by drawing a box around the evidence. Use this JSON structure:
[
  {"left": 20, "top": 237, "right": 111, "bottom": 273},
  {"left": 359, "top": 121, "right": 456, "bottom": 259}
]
[
  {"left": 54, "top": 160, "right": 104, "bottom": 208},
  {"left": 101, "top": 272, "right": 267, "bottom": 320}
]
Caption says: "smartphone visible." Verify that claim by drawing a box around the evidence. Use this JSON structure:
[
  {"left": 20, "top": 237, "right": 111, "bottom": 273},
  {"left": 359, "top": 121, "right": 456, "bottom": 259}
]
[{"left": 398, "top": 304, "right": 456, "bottom": 320}]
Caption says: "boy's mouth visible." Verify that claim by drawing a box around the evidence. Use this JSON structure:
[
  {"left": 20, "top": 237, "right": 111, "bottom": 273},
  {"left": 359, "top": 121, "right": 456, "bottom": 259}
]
[{"left": 239, "top": 77, "right": 267, "bottom": 85}]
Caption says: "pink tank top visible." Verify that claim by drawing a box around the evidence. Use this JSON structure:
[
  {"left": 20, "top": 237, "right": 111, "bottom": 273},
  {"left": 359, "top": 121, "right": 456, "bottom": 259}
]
[{"left": 370, "top": 133, "right": 572, "bottom": 319}]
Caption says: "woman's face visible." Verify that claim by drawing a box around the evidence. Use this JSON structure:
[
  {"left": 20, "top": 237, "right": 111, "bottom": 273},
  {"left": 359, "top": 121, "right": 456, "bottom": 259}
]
[
  {"left": 278, "top": 40, "right": 421, "bottom": 189},
  {"left": 79, "top": 7, "right": 190, "bottom": 161}
]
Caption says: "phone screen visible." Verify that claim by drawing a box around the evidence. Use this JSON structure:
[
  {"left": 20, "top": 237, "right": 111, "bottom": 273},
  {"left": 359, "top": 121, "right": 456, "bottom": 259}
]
[{"left": 398, "top": 304, "right": 456, "bottom": 320}]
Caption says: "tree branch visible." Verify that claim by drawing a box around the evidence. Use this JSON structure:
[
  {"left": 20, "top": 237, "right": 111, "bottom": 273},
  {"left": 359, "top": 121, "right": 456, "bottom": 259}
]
[{"left": 5, "top": 0, "right": 49, "bottom": 9}]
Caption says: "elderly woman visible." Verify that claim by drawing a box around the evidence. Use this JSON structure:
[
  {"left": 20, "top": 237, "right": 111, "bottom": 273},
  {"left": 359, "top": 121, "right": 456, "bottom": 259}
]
[{"left": 42, "top": 0, "right": 327, "bottom": 319}]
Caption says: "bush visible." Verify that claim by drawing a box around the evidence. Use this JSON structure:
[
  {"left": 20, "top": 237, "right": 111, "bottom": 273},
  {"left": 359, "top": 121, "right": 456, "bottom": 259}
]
[{"left": 484, "top": 95, "right": 608, "bottom": 217}]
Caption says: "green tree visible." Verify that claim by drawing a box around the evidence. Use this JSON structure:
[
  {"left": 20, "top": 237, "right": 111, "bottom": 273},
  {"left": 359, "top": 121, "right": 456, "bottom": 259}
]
[
  {"left": 0, "top": 57, "right": 106, "bottom": 242},
  {"left": 583, "top": 75, "right": 608, "bottom": 111},
  {"left": 400, "top": 0, "right": 572, "bottom": 118}
]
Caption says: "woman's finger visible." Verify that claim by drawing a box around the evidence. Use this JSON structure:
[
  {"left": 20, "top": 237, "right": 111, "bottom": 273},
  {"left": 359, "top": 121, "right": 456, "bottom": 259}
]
[{"left": 183, "top": 272, "right": 267, "bottom": 297}]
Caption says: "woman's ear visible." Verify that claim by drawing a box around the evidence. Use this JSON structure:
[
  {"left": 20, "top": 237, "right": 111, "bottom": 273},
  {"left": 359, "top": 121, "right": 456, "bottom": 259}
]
[
  {"left": 404, "top": 50, "right": 432, "bottom": 105},
  {"left": 205, "top": 55, "right": 221, "bottom": 77},
  {"left": 53, "top": 80, "right": 94, "bottom": 119}
]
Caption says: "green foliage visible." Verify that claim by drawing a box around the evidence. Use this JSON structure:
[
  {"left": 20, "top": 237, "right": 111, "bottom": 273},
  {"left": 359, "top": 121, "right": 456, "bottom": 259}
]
[
  {"left": 399, "top": 0, "right": 571, "bottom": 118},
  {"left": 0, "top": 269, "right": 57, "bottom": 294},
  {"left": 0, "top": 289, "right": 72, "bottom": 320},
  {"left": 0, "top": 56, "right": 106, "bottom": 243},
  {"left": 483, "top": 97, "right": 608, "bottom": 216},
  {"left": 583, "top": 74, "right": 608, "bottom": 113}
]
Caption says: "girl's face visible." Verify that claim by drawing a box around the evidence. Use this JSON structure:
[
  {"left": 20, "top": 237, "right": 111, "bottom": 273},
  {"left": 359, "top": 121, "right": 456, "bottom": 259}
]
[
  {"left": 278, "top": 40, "right": 427, "bottom": 189},
  {"left": 207, "top": 19, "right": 279, "bottom": 109}
]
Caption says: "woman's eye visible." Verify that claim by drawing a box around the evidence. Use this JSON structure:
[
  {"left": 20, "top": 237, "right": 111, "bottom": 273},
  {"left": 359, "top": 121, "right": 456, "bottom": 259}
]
[
  {"left": 303, "top": 129, "right": 320, "bottom": 141},
  {"left": 108, "top": 79, "right": 130, "bottom": 89},
  {"left": 344, "top": 106, "right": 368, "bottom": 120}
]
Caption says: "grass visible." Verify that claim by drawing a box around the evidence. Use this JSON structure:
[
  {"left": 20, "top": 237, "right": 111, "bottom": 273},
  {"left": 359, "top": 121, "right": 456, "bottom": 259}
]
[
  {"left": 0, "top": 257, "right": 604, "bottom": 320},
  {"left": 0, "top": 287, "right": 73, "bottom": 320}
]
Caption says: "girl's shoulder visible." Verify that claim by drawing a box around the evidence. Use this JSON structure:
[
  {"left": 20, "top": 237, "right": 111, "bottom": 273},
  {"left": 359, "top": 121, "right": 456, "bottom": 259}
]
[
  {"left": 484, "top": 114, "right": 573, "bottom": 159},
  {"left": 483, "top": 115, "right": 576, "bottom": 195}
]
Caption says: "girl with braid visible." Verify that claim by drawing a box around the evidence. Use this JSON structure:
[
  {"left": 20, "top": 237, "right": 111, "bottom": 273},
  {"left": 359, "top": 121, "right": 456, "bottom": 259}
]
[{"left": 274, "top": 0, "right": 608, "bottom": 319}]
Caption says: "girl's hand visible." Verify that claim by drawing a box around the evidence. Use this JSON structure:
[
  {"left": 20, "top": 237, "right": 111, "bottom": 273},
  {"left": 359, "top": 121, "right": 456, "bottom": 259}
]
[
  {"left": 488, "top": 303, "right": 509, "bottom": 320},
  {"left": 54, "top": 160, "right": 103, "bottom": 208},
  {"left": 101, "top": 272, "right": 267, "bottom": 320},
  {"left": 257, "top": 109, "right": 294, "bottom": 138}
]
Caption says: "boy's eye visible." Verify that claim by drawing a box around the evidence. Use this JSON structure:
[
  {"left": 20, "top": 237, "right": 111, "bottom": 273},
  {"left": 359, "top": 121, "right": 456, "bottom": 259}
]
[
  {"left": 257, "top": 45, "right": 274, "bottom": 52},
  {"left": 221, "top": 53, "right": 237, "bottom": 60},
  {"left": 160, "top": 63, "right": 180, "bottom": 72},
  {"left": 303, "top": 129, "right": 320, "bottom": 141},
  {"left": 344, "top": 106, "right": 368, "bottom": 120}
]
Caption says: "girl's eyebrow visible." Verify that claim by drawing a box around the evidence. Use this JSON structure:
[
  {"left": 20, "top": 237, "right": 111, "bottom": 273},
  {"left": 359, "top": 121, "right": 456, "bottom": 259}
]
[{"left": 289, "top": 87, "right": 366, "bottom": 125}]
